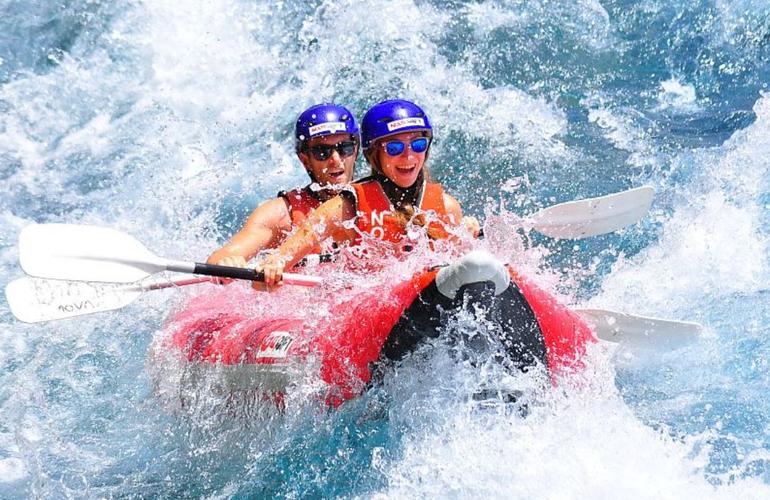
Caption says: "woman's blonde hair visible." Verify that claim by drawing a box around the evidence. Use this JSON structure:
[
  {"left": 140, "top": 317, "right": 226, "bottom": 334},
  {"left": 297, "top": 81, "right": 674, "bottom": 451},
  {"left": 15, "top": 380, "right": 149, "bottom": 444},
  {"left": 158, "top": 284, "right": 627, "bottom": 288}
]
[{"left": 387, "top": 204, "right": 445, "bottom": 240}]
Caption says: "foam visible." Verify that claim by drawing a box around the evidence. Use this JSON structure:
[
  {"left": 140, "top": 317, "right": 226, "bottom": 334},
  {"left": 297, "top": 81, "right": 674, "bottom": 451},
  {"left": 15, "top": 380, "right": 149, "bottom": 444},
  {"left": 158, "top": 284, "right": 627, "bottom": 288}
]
[
  {"left": 0, "top": 458, "right": 26, "bottom": 483},
  {"left": 1, "top": 0, "right": 770, "bottom": 496}
]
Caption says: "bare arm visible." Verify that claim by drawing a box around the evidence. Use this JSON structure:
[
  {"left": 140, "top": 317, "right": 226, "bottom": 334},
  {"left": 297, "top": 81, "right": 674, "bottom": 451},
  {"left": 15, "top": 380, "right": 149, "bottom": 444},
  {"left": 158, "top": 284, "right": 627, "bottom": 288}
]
[
  {"left": 443, "top": 193, "right": 480, "bottom": 237},
  {"left": 256, "top": 194, "right": 357, "bottom": 286},
  {"left": 207, "top": 197, "right": 292, "bottom": 265},
  {"left": 443, "top": 193, "right": 463, "bottom": 225}
]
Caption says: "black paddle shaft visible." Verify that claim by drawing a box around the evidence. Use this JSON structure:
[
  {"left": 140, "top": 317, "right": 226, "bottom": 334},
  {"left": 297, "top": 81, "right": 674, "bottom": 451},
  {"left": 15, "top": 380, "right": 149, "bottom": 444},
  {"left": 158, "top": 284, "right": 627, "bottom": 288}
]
[{"left": 192, "top": 263, "right": 266, "bottom": 281}]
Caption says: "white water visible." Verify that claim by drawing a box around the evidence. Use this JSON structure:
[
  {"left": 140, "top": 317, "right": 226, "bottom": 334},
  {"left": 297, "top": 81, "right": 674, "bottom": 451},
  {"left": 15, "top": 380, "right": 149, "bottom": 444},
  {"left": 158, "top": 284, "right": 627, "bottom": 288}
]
[{"left": 2, "top": 0, "right": 770, "bottom": 497}]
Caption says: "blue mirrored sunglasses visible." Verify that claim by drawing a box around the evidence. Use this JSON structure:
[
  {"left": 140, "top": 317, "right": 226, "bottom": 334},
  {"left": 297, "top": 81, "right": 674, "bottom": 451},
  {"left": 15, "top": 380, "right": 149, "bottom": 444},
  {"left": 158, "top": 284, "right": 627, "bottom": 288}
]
[{"left": 383, "top": 137, "right": 430, "bottom": 156}]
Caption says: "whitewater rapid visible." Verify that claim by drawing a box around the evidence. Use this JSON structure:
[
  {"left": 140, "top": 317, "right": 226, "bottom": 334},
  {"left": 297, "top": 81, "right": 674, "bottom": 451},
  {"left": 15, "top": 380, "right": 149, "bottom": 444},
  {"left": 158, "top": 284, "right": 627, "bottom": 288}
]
[{"left": 1, "top": 0, "right": 770, "bottom": 497}]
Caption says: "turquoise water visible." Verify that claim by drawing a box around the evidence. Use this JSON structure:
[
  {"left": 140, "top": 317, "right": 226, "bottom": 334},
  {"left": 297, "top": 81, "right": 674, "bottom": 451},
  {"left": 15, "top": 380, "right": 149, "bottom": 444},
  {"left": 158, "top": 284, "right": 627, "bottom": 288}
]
[{"left": 2, "top": 0, "right": 770, "bottom": 497}]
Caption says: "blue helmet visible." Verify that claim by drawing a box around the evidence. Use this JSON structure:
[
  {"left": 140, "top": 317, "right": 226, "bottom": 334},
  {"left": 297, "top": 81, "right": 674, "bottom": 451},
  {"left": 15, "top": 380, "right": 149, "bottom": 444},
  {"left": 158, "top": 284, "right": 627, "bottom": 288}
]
[
  {"left": 295, "top": 103, "right": 359, "bottom": 153},
  {"left": 361, "top": 99, "right": 433, "bottom": 151}
]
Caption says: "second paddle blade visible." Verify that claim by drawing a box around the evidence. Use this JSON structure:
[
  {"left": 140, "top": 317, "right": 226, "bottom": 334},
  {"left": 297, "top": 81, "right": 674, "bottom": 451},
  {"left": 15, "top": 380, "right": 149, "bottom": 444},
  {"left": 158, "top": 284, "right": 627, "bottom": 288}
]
[
  {"left": 5, "top": 277, "right": 143, "bottom": 323},
  {"left": 576, "top": 308, "right": 702, "bottom": 349},
  {"left": 531, "top": 186, "right": 655, "bottom": 239},
  {"left": 19, "top": 224, "right": 165, "bottom": 283}
]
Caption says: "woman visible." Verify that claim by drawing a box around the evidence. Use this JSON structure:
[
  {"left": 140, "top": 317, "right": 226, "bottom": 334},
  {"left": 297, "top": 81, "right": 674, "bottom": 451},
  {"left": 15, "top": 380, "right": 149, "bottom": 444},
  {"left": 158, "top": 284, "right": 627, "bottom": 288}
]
[
  {"left": 254, "top": 99, "right": 480, "bottom": 287},
  {"left": 207, "top": 103, "right": 359, "bottom": 270}
]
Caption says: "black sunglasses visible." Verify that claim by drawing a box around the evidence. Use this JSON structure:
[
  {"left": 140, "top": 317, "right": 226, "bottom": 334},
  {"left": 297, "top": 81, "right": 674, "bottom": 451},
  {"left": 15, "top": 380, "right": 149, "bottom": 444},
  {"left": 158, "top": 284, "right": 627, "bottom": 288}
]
[{"left": 307, "top": 140, "right": 357, "bottom": 161}]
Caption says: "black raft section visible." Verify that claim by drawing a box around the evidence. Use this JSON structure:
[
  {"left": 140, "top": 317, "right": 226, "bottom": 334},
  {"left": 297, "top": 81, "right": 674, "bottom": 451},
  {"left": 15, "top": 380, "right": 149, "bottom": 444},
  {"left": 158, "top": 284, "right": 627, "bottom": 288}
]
[{"left": 378, "top": 276, "right": 549, "bottom": 375}]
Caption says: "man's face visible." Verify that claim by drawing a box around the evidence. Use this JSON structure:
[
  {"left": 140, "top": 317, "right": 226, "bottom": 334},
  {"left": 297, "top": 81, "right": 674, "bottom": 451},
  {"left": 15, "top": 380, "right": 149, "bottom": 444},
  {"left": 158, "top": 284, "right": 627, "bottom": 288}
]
[{"left": 298, "top": 133, "right": 358, "bottom": 186}]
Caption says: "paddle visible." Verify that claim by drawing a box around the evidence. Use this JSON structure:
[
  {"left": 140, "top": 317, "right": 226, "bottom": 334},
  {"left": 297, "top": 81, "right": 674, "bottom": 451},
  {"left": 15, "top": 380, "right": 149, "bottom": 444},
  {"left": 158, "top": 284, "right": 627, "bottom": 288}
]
[
  {"left": 527, "top": 186, "right": 655, "bottom": 239},
  {"left": 5, "top": 274, "right": 703, "bottom": 352},
  {"left": 575, "top": 308, "right": 702, "bottom": 349},
  {"left": 297, "top": 186, "right": 656, "bottom": 262},
  {"left": 5, "top": 275, "right": 213, "bottom": 323},
  {"left": 18, "top": 224, "right": 323, "bottom": 285},
  {"left": 17, "top": 186, "right": 653, "bottom": 285}
]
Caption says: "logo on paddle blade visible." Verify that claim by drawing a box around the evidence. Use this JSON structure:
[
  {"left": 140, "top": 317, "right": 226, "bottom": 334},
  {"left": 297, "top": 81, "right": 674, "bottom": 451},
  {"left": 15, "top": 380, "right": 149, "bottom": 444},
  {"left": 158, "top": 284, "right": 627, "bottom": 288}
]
[{"left": 58, "top": 299, "right": 97, "bottom": 313}]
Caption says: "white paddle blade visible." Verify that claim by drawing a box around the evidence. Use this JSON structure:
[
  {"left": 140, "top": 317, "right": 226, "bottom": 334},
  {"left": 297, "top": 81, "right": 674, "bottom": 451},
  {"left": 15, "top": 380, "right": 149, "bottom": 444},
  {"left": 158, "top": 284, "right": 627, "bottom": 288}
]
[
  {"left": 5, "top": 278, "right": 142, "bottom": 323},
  {"left": 530, "top": 186, "right": 655, "bottom": 239},
  {"left": 575, "top": 308, "right": 702, "bottom": 349},
  {"left": 19, "top": 224, "right": 166, "bottom": 283}
]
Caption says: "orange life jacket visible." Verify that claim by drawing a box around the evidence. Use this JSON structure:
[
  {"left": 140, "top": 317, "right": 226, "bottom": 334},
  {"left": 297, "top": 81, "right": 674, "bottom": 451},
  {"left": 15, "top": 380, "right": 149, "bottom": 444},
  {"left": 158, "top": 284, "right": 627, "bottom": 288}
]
[{"left": 351, "top": 179, "right": 455, "bottom": 245}]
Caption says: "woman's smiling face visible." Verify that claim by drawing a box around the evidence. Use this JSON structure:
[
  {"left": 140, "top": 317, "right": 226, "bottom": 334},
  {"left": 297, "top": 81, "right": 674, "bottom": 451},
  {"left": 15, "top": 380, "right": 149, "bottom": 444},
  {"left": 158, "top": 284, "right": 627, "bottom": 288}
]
[{"left": 376, "top": 131, "right": 428, "bottom": 188}]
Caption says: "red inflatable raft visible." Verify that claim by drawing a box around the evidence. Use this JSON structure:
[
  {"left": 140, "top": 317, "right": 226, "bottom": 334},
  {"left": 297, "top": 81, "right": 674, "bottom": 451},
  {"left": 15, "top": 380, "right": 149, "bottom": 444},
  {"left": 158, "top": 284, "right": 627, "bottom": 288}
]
[{"left": 158, "top": 254, "right": 596, "bottom": 406}]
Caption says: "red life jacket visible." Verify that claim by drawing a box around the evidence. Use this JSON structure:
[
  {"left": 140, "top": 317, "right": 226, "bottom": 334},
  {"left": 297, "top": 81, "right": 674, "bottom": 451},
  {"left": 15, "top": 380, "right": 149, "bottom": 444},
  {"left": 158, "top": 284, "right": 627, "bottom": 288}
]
[
  {"left": 351, "top": 179, "right": 455, "bottom": 245},
  {"left": 279, "top": 187, "right": 322, "bottom": 226},
  {"left": 279, "top": 186, "right": 351, "bottom": 255}
]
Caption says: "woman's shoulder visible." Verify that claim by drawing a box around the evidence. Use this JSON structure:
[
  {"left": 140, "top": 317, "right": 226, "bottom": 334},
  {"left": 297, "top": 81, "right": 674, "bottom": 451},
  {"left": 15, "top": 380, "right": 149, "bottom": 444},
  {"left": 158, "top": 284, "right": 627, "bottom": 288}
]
[
  {"left": 348, "top": 175, "right": 382, "bottom": 199},
  {"left": 442, "top": 192, "right": 463, "bottom": 221}
]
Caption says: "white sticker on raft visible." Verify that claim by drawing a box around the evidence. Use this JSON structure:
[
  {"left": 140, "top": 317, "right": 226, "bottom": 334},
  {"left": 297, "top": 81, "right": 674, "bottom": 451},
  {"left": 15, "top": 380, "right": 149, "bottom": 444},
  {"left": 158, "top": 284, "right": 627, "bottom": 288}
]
[
  {"left": 309, "top": 122, "right": 346, "bottom": 136},
  {"left": 387, "top": 117, "right": 425, "bottom": 131},
  {"left": 256, "top": 331, "right": 294, "bottom": 359}
]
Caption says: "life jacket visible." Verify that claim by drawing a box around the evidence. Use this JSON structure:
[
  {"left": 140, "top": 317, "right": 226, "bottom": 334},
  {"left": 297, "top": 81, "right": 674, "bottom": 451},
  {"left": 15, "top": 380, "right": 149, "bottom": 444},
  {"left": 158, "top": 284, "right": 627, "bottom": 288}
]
[
  {"left": 278, "top": 186, "right": 322, "bottom": 226},
  {"left": 279, "top": 186, "right": 347, "bottom": 255},
  {"left": 351, "top": 179, "right": 455, "bottom": 246}
]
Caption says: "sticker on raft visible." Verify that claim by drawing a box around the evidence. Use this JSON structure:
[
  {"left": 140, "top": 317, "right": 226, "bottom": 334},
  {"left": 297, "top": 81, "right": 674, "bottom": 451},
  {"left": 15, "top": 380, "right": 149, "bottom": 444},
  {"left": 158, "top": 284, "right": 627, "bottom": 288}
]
[
  {"left": 257, "top": 331, "right": 294, "bottom": 359},
  {"left": 309, "top": 121, "right": 347, "bottom": 136},
  {"left": 387, "top": 117, "right": 425, "bottom": 131}
]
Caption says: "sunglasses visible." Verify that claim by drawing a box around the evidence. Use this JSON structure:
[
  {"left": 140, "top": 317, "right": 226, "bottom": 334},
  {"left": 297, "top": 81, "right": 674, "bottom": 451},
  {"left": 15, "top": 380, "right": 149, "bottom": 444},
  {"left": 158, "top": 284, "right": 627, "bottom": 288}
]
[
  {"left": 382, "top": 137, "right": 430, "bottom": 157},
  {"left": 307, "top": 141, "right": 357, "bottom": 161}
]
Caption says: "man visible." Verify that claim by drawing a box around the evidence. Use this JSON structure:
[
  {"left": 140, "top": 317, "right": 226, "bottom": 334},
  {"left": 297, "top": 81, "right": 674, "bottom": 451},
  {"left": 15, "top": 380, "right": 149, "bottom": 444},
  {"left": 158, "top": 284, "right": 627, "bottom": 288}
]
[{"left": 207, "top": 103, "right": 359, "bottom": 268}]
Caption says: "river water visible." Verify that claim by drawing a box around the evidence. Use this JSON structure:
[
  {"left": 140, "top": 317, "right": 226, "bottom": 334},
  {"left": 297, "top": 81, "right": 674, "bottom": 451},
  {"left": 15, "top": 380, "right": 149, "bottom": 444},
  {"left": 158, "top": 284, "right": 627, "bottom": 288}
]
[{"left": 1, "top": 0, "right": 769, "bottom": 497}]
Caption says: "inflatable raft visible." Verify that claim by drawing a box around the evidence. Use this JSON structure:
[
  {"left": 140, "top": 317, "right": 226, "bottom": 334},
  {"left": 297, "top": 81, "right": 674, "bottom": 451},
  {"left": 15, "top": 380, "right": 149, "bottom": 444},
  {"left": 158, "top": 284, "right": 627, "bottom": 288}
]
[{"left": 157, "top": 251, "right": 596, "bottom": 406}]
